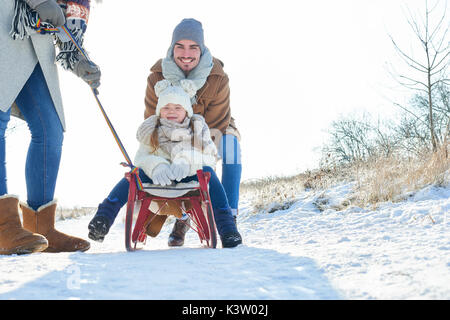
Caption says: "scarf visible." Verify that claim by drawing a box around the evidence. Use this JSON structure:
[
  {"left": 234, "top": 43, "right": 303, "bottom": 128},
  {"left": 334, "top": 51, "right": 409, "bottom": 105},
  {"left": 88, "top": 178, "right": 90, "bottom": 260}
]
[
  {"left": 160, "top": 47, "right": 214, "bottom": 105},
  {"left": 10, "top": 0, "right": 90, "bottom": 70},
  {"left": 136, "top": 114, "right": 217, "bottom": 161}
]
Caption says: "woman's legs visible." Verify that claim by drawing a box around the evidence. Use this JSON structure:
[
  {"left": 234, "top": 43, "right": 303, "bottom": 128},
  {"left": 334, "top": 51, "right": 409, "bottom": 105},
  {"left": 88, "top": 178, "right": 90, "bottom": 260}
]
[
  {"left": 14, "top": 63, "right": 64, "bottom": 210},
  {"left": 4, "top": 63, "right": 89, "bottom": 252}
]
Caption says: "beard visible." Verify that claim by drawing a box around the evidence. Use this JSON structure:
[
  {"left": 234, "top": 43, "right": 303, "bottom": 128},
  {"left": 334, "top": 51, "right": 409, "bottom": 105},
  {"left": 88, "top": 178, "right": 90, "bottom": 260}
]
[{"left": 176, "top": 57, "right": 199, "bottom": 73}]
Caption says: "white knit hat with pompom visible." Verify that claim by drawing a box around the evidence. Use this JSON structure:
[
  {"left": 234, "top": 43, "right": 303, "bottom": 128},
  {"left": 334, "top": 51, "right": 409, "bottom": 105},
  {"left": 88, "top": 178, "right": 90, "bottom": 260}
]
[{"left": 154, "top": 80, "right": 195, "bottom": 117}]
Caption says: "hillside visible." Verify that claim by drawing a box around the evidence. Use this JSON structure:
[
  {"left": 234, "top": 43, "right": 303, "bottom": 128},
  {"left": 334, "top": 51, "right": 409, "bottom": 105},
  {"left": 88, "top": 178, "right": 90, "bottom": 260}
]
[{"left": 0, "top": 170, "right": 449, "bottom": 300}]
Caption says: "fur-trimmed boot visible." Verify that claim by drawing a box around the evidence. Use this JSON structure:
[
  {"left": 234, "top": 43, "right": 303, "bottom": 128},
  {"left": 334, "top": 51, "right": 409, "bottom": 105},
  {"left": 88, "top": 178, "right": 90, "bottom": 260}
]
[
  {"left": 21, "top": 201, "right": 90, "bottom": 253},
  {"left": 0, "top": 195, "right": 48, "bottom": 255}
]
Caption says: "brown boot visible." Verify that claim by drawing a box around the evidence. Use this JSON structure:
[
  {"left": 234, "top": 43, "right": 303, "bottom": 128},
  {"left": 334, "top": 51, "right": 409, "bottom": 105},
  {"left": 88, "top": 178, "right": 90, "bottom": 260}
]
[
  {"left": 0, "top": 195, "right": 48, "bottom": 255},
  {"left": 168, "top": 217, "right": 190, "bottom": 247},
  {"left": 21, "top": 201, "right": 90, "bottom": 253},
  {"left": 145, "top": 215, "right": 168, "bottom": 237}
]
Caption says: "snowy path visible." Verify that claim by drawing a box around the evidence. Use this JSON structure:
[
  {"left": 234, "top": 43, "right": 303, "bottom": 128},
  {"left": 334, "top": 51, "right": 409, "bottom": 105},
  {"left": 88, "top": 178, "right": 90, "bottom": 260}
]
[
  {"left": 0, "top": 183, "right": 449, "bottom": 300},
  {"left": 0, "top": 211, "right": 339, "bottom": 300}
]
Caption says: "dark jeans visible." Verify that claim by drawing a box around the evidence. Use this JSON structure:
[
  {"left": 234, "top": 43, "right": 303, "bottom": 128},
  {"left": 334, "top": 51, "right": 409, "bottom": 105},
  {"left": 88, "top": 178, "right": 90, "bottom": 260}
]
[{"left": 0, "top": 63, "right": 63, "bottom": 210}]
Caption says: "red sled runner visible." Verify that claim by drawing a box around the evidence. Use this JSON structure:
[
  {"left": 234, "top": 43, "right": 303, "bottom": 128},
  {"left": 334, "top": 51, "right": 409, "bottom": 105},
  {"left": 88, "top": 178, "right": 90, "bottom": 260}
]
[{"left": 124, "top": 169, "right": 218, "bottom": 251}]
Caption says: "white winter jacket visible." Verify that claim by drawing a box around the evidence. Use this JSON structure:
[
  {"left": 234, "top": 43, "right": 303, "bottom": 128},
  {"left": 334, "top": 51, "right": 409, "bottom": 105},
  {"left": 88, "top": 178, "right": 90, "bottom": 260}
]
[{"left": 134, "top": 115, "right": 218, "bottom": 179}]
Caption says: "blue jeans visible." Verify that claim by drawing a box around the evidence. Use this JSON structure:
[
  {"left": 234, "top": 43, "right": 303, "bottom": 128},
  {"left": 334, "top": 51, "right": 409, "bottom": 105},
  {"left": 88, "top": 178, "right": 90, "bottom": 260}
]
[
  {"left": 0, "top": 63, "right": 64, "bottom": 210},
  {"left": 219, "top": 134, "right": 242, "bottom": 213}
]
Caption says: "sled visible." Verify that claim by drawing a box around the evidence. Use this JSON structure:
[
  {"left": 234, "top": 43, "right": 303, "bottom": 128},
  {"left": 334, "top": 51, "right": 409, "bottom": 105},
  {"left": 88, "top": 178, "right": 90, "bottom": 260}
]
[{"left": 124, "top": 169, "right": 218, "bottom": 252}]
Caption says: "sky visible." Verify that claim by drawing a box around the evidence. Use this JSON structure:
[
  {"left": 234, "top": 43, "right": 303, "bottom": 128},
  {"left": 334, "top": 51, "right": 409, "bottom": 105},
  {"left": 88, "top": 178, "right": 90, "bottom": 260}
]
[{"left": 5, "top": 0, "right": 448, "bottom": 207}]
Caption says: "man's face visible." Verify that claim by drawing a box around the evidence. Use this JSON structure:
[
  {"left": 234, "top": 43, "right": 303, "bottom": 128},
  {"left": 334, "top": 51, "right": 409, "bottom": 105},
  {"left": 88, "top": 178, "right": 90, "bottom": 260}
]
[{"left": 173, "top": 39, "right": 201, "bottom": 74}]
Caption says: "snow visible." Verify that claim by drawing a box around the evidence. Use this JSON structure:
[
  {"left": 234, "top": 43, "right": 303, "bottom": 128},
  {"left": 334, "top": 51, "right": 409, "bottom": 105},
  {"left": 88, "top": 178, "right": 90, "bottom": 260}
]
[{"left": 0, "top": 181, "right": 449, "bottom": 300}]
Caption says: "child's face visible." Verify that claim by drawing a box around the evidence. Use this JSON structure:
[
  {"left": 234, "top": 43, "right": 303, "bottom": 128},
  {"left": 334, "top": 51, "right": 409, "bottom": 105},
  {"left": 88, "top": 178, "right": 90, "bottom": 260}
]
[{"left": 160, "top": 103, "right": 187, "bottom": 123}]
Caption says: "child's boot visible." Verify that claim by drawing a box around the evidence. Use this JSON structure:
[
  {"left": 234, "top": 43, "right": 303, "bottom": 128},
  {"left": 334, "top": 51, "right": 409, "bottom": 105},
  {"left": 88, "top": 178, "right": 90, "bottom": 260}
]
[
  {"left": 88, "top": 198, "right": 121, "bottom": 242},
  {"left": 88, "top": 216, "right": 111, "bottom": 242}
]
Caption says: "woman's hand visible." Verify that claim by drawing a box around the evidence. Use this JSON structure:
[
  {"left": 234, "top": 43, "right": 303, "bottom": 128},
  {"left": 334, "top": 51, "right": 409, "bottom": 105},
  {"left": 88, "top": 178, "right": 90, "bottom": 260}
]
[
  {"left": 35, "top": 0, "right": 66, "bottom": 27},
  {"left": 73, "top": 54, "right": 101, "bottom": 89}
]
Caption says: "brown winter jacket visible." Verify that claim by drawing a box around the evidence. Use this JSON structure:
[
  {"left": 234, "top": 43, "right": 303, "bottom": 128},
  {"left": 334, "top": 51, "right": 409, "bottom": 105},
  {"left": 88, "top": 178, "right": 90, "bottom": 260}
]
[{"left": 144, "top": 57, "right": 240, "bottom": 141}]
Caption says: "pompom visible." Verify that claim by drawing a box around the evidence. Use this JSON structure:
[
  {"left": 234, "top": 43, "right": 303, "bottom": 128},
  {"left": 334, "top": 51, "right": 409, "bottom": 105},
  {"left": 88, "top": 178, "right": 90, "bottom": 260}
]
[
  {"left": 154, "top": 80, "right": 171, "bottom": 97},
  {"left": 179, "top": 79, "right": 197, "bottom": 98}
]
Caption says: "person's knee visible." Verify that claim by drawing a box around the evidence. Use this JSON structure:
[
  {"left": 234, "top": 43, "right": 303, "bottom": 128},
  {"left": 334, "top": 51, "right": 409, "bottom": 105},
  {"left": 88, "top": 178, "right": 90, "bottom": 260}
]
[
  {"left": 202, "top": 166, "right": 214, "bottom": 173},
  {"left": 30, "top": 118, "right": 64, "bottom": 147},
  {"left": 46, "top": 125, "right": 64, "bottom": 149}
]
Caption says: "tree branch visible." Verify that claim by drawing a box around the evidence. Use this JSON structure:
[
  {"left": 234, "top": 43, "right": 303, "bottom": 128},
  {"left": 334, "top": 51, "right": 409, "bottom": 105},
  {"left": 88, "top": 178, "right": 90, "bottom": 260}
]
[
  {"left": 389, "top": 34, "right": 428, "bottom": 71},
  {"left": 393, "top": 102, "right": 430, "bottom": 127}
]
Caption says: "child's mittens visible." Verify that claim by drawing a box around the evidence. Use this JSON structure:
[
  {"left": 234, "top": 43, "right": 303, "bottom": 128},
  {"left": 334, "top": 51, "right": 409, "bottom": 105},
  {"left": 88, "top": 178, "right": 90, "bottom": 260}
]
[
  {"left": 170, "top": 160, "right": 190, "bottom": 182},
  {"left": 151, "top": 163, "right": 175, "bottom": 186}
]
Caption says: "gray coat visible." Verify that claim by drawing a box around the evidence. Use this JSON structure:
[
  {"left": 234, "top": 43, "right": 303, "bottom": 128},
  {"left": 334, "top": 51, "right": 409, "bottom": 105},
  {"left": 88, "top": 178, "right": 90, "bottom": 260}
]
[{"left": 0, "top": 0, "right": 66, "bottom": 130}]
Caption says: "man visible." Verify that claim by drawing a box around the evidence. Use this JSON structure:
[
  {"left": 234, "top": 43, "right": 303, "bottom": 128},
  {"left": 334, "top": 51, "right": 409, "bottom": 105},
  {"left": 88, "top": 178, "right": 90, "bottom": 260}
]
[
  {"left": 144, "top": 18, "right": 242, "bottom": 247},
  {"left": 0, "top": 0, "right": 100, "bottom": 255}
]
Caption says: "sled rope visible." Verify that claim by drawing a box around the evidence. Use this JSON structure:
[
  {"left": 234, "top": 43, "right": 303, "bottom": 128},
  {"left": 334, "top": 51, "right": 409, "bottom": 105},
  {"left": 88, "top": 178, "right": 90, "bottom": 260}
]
[{"left": 35, "top": 18, "right": 58, "bottom": 33}]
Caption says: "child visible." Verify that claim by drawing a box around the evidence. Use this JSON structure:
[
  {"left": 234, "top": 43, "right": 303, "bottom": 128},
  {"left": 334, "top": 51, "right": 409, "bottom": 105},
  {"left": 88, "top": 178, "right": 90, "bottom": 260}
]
[{"left": 88, "top": 80, "right": 242, "bottom": 248}]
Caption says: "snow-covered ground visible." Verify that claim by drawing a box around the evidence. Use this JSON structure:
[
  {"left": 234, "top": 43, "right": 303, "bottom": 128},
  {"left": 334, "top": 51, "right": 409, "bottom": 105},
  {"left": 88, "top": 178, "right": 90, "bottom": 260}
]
[{"left": 0, "top": 181, "right": 449, "bottom": 300}]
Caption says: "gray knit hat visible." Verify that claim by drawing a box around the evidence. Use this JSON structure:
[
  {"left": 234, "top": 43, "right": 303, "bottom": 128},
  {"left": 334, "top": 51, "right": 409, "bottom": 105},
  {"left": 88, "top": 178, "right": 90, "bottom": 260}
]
[{"left": 170, "top": 18, "right": 205, "bottom": 55}]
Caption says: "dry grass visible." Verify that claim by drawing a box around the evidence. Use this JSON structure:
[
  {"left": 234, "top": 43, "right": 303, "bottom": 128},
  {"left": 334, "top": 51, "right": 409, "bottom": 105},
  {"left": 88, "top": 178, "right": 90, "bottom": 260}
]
[
  {"left": 241, "top": 142, "right": 450, "bottom": 213},
  {"left": 240, "top": 165, "right": 356, "bottom": 214},
  {"left": 352, "top": 143, "right": 450, "bottom": 206},
  {"left": 56, "top": 206, "right": 96, "bottom": 220}
]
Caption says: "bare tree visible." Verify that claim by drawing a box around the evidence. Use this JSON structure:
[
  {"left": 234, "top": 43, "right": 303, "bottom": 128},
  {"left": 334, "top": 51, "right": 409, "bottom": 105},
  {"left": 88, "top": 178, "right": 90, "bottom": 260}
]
[
  {"left": 321, "top": 113, "right": 398, "bottom": 165},
  {"left": 389, "top": 0, "right": 449, "bottom": 152},
  {"left": 394, "top": 82, "right": 449, "bottom": 154}
]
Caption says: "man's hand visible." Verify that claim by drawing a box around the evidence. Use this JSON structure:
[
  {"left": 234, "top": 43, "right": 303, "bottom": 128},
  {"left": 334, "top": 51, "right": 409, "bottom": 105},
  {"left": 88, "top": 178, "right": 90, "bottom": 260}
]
[
  {"left": 35, "top": 0, "right": 66, "bottom": 27},
  {"left": 73, "top": 55, "right": 101, "bottom": 89}
]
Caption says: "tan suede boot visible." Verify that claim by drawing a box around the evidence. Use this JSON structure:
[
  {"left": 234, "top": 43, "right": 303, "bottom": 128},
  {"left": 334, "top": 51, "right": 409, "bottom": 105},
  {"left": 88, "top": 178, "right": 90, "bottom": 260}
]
[
  {"left": 0, "top": 195, "right": 48, "bottom": 255},
  {"left": 21, "top": 201, "right": 90, "bottom": 253}
]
